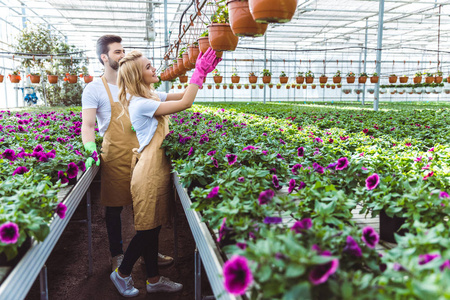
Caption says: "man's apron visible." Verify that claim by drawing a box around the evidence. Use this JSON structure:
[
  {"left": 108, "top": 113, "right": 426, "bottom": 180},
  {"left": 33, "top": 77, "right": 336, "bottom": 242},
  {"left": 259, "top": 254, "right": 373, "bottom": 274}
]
[
  {"left": 100, "top": 76, "right": 139, "bottom": 207},
  {"left": 130, "top": 112, "right": 172, "bottom": 231}
]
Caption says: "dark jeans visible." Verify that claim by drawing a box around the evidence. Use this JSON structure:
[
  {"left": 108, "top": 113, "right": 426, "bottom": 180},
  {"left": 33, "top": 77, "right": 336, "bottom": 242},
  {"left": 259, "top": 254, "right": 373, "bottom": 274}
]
[
  {"left": 105, "top": 206, "right": 124, "bottom": 257},
  {"left": 118, "top": 226, "right": 161, "bottom": 278}
]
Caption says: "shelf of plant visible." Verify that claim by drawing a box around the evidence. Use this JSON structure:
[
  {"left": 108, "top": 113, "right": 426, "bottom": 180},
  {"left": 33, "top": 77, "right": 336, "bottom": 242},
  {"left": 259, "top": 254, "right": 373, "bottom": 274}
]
[{"left": 0, "top": 165, "right": 99, "bottom": 300}]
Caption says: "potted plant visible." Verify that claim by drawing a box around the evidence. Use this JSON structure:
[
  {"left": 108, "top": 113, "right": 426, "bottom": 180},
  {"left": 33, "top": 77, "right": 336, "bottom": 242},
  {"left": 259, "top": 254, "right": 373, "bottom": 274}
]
[
  {"left": 399, "top": 74, "right": 408, "bottom": 83},
  {"left": 397, "top": 84, "right": 405, "bottom": 94},
  {"left": 198, "top": 30, "right": 211, "bottom": 55},
  {"left": 302, "top": 84, "right": 307, "bottom": 89},
  {"left": 237, "top": 83, "right": 242, "bottom": 89},
  {"left": 65, "top": 72, "right": 78, "bottom": 84},
  {"left": 311, "top": 84, "right": 317, "bottom": 89},
  {"left": 434, "top": 83, "right": 443, "bottom": 93},
  {"left": 251, "top": 83, "right": 257, "bottom": 89},
  {"left": 291, "top": 83, "right": 296, "bottom": 88},
  {"left": 326, "top": 83, "right": 330, "bottom": 88},
  {"left": 8, "top": 70, "right": 21, "bottom": 83},
  {"left": 305, "top": 70, "right": 314, "bottom": 84},
  {"left": 319, "top": 74, "right": 328, "bottom": 84},
  {"left": 227, "top": 0, "right": 268, "bottom": 37},
  {"left": 207, "top": 83, "right": 212, "bottom": 89},
  {"left": 343, "top": 88, "right": 352, "bottom": 94},
  {"left": 80, "top": 66, "right": 93, "bottom": 83},
  {"left": 188, "top": 42, "right": 200, "bottom": 64},
  {"left": 268, "top": 83, "right": 273, "bottom": 88},
  {"left": 405, "top": 84, "right": 413, "bottom": 93},
  {"left": 183, "top": 83, "right": 188, "bottom": 89},
  {"left": 379, "top": 84, "right": 387, "bottom": 93},
  {"left": 223, "top": 83, "right": 228, "bottom": 89},
  {"left": 424, "top": 72, "right": 434, "bottom": 84},
  {"left": 435, "top": 70, "right": 443, "bottom": 83},
  {"left": 346, "top": 71, "right": 356, "bottom": 83},
  {"left": 261, "top": 69, "right": 272, "bottom": 83},
  {"left": 337, "top": 83, "right": 342, "bottom": 88},
  {"left": 333, "top": 70, "right": 342, "bottom": 83},
  {"left": 179, "top": 74, "right": 188, "bottom": 83},
  {"left": 368, "top": 88, "right": 375, "bottom": 94},
  {"left": 279, "top": 71, "right": 288, "bottom": 83},
  {"left": 28, "top": 71, "right": 41, "bottom": 84},
  {"left": 424, "top": 83, "right": 433, "bottom": 93},
  {"left": 296, "top": 71, "right": 304, "bottom": 84},
  {"left": 413, "top": 71, "right": 422, "bottom": 84},
  {"left": 248, "top": 0, "right": 298, "bottom": 24},
  {"left": 208, "top": 4, "right": 239, "bottom": 51},
  {"left": 229, "top": 83, "right": 234, "bottom": 89},
  {"left": 358, "top": 72, "right": 368, "bottom": 84},
  {"left": 447, "top": 74, "right": 450, "bottom": 83},
  {"left": 354, "top": 88, "right": 363, "bottom": 94},
  {"left": 444, "top": 88, "right": 450, "bottom": 94},
  {"left": 370, "top": 72, "right": 379, "bottom": 83},
  {"left": 331, "top": 84, "right": 336, "bottom": 89},
  {"left": 248, "top": 71, "right": 258, "bottom": 83},
  {"left": 389, "top": 74, "right": 397, "bottom": 83},
  {"left": 258, "top": 83, "right": 264, "bottom": 89},
  {"left": 276, "top": 83, "right": 281, "bottom": 89},
  {"left": 244, "top": 83, "right": 249, "bottom": 89},
  {"left": 231, "top": 67, "right": 240, "bottom": 83},
  {"left": 213, "top": 69, "right": 223, "bottom": 83},
  {"left": 286, "top": 84, "right": 290, "bottom": 89},
  {"left": 215, "top": 83, "right": 221, "bottom": 89},
  {"left": 320, "top": 83, "right": 325, "bottom": 88},
  {"left": 183, "top": 52, "right": 194, "bottom": 70},
  {"left": 0, "top": 72, "right": 3, "bottom": 83},
  {"left": 177, "top": 83, "right": 182, "bottom": 89}
]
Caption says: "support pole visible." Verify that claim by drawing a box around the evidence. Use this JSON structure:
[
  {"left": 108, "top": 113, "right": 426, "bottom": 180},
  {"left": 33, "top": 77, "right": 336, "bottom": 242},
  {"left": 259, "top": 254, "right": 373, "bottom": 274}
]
[
  {"left": 39, "top": 265, "right": 48, "bottom": 300},
  {"left": 194, "top": 248, "right": 202, "bottom": 300},
  {"left": 164, "top": 0, "right": 169, "bottom": 93},
  {"left": 263, "top": 34, "right": 267, "bottom": 104},
  {"left": 86, "top": 188, "right": 93, "bottom": 276},
  {"left": 357, "top": 50, "right": 362, "bottom": 102},
  {"left": 362, "top": 18, "right": 368, "bottom": 105},
  {"left": 374, "top": 0, "right": 385, "bottom": 112}
]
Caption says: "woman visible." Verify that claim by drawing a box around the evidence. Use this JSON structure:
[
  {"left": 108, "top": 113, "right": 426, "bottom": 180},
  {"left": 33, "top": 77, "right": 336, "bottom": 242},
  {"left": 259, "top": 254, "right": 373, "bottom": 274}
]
[{"left": 110, "top": 48, "right": 220, "bottom": 297}]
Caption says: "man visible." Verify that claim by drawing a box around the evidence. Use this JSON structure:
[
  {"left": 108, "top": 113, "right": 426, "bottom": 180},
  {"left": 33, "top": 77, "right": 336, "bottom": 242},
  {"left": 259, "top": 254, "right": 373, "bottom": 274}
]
[{"left": 81, "top": 35, "right": 178, "bottom": 271}]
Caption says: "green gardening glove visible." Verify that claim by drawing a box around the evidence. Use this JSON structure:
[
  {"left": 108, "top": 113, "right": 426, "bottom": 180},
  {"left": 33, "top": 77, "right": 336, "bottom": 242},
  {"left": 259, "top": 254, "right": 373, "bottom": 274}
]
[{"left": 84, "top": 141, "right": 100, "bottom": 167}]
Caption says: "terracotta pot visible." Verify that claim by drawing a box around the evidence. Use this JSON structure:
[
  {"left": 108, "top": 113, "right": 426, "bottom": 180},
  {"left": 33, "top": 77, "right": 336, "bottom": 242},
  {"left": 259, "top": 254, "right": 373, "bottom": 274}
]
[
  {"left": 223, "top": 85, "right": 228, "bottom": 89},
  {"left": 305, "top": 77, "right": 314, "bottom": 84},
  {"left": 399, "top": 77, "right": 408, "bottom": 83},
  {"left": 447, "top": 77, "right": 450, "bottom": 83},
  {"left": 84, "top": 75, "right": 93, "bottom": 83},
  {"left": 30, "top": 75, "right": 41, "bottom": 84},
  {"left": 179, "top": 75, "right": 188, "bottom": 83},
  {"left": 67, "top": 75, "right": 78, "bottom": 84},
  {"left": 230, "top": 85, "right": 234, "bottom": 89},
  {"left": 276, "top": 86, "right": 281, "bottom": 89},
  {"left": 320, "top": 85, "right": 325, "bottom": 88},
  {"left": 188, "top": 46, "right": 200, "bottom": 64},
  {"left": 213, "top": 76, "right": 223, "bottom": 83},
  {"left": 248, "top": 0, "right": 297, "bottom": 23},
  {"left": 168, "top": 67, "right": 174, "bottom": 79},
  {"left": 389, "top": 76, "right": 397, "bottom": 83},
  {"left": 259, "top": 85, "right": 264, "bottom": 89},
  {"left": 286, "top": 85, "right": 290, "bottom": 89},
  {"left": 425, "top": 76, "right": 434, "bottom": 83},
  {"left": 279, "top": 76, "right": 288, "bottom": 83},
  {"left": 0, "top": 75, "right": 3, "bottom": 83},
  {"left": 370, "top": 76, "right": 379, "bottom": 83},
  {"left": 227, "top": 0, "right": 268, "bottom": 37},
  {"left": 249, "top": 76, "right": 258, "bottom": 83},
  {"left": 252, "top": 85, "right": 257, "bottom": 89},
  {"left": 331, "top": 85, "right": 336, "bottom": 89},
  {"left": 435, "top": 76, "right": 443, "bottom": 84},
  {"left": 333, "top": 77, "right": 341, "bottom": 84},
  {"left": 198, "top": 37, "right": 210, "bottom": 54},
  {"left": 231, "top": 76, "right": 240, "bottom": 83},
  {"left": 208, "top": 23, "right": 239, "bottom": 51},
  {"left": 177, "top": 85, "right": 182, "bottom": 89},
  {"left": 268, "top": 84, "right": 273, "bottom": 88},
  {"left": 355, "top": 90, "right": 362, "bottom": 94},
  {"left": 215, "top": 85, "right": 220, "bottom": 89},
  {"left": 358, "top": 76, "right": 367, "bottom": 84},
  {"left": 311, "top": 85, "right": 316, "bottom": 89},
  {"left": 346, "top": 77, "right": 355, "bottom": 84},
  {"left": 245, "top": 85, "right": 249, "bottom": 89},
  {"left": 216, "top": 51, "right": 224, "bottom": 58},
  {"left": 208, "top": 85, "right": 212, "bottom": 89},
  {"left": 9, "top": 75, "right": 21, "bottom": 83},
  {"left": 413, "top": 77, "right": 422, "bottom": 84},
  {"left": 302, "top": 85, "right": 306, "bottom": 89},
  {"left": 296, "top": 76, "right": 304, "bottom": 84},
  {"left": 177, "top": 58, "right": 187, "bottom": 74},
  {"left": 172, "top": 63, "right": 180, "bottom": 76},
  {"left": 262, "top": 76, "right": 271, "bottom": 83},
  {"left": 319, "top": 76, "right": 328, "bottom": 84},
  {"left": 237, "top": 85, "right": 242, "bottom": 89},
  {"left": 183, "top": 53, "right": 194, "bottom": 70}
]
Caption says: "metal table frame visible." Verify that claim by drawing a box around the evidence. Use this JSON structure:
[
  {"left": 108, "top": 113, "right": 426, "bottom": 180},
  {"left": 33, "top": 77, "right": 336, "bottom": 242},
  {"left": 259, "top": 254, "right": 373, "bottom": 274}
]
[{"left": 0, "top": 165, "right": 99, "bottom": 300}]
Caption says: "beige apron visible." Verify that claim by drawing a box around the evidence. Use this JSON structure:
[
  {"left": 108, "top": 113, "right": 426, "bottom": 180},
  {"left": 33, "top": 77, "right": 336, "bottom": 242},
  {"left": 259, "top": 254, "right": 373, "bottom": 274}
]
[
  {"left": 130, "top": 111, "right": 172, "bottom": 231},
  {"left": 100, "top": 76, "right": 139, "bottom": 207}
]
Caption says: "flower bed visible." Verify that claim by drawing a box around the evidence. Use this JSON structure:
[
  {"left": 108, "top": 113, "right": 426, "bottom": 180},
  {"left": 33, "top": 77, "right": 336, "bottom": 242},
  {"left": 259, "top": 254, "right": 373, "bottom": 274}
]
[{"left": 162, "top": 102, "right": 450, "bottom": 298}]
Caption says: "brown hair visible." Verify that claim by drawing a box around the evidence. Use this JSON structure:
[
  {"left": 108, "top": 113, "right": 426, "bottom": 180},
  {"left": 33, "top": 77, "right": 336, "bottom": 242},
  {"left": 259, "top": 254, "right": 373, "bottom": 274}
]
[{"left": 96, "top": 35, "right": 122, "bottom": 65}]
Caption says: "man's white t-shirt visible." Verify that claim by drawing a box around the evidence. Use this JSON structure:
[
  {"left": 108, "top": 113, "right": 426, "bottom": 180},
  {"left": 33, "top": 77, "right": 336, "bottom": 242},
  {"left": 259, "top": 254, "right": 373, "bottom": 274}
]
[
  {"left": 81, "top": 79, "right": 167, "bottom": 137},
  {"left": 128, "top": 96, "right": 166, "bottom": 153}
]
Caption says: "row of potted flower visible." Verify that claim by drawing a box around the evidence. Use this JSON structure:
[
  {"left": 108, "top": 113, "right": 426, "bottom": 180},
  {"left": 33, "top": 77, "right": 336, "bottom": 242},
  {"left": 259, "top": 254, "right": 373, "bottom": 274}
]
[{"left": 0, "top": 71, "right": 94, "bottom": 84}]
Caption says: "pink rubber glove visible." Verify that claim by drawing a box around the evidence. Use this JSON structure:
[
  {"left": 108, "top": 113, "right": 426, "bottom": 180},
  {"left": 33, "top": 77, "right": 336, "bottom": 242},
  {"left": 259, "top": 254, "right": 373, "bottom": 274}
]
[
  {"left": 205, "top": 57, "right": 223, "bottom": 74},
  {"left": 189, "top": 47, "right": 217, "bottom": 88}
]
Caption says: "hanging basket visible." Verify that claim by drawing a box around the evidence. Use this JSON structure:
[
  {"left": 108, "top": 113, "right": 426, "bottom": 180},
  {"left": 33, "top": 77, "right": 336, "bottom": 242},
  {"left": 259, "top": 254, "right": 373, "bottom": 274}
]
[
  {"left": 84, "top": 75, "right": 94, "bottom": 83},
  {"left": 305, "top": 77, "right": 314, "bottom": 84},
  {"left": 249, "top": 76, "right": 258, "bottom": 83},
  {"left": 227, "top": 0, "right": 268, "bottom": 37},
  {"left": 198, "top": 37, "right": 211, "bottom": 54},
  {"left": 213, "top": 76, "right": 223, "bottom": 84},
  {"left": 0, "top": 75, "right": 3, "bottom": 83},
  {"left": 231, "top": 76, "right": 240, "bottom": 83},
  {"left": 183, "top": 53, "right": 194, "bottom": 70},
  {"left": 179, "top": 75, "right": 188, "bottom": 83},
  {"left": 333, "top": 76, "right": 341, "bottom": 84},
  {"left": 248, "top": 0, "right": 297, "bottom": 23},
  {"left": 389, "top": 76, "right": 397, "bottom": 83},
  {"left": 9, "top": 74, "right": 21, "bottom": 83},
  {"left": 319, "top": 76, "right": 328, "bottom": 84},
  {"left": 208, "top": 23, "right": 239, "bottom": 51},
  {"left": 425, "top": 76, "right": 434, "bottom": 84},
  {"left": 370, "top": 76, "right": 379, "bottom": 83},
  {"left": 413, "top": 77, "right": 422, "bottom": 84},
  {"left": 177, "top": 58, "right": 187, "bottom": 74},
  {"left": 172, "top": 63, "right": 180, "bottom": 76},
  {"left": 358, "top": 76, "right": 367, "bottom": 84},
  {"left": 296, "top": 76, "right": 304, "bottom": 84},
  {"left": 67, "top": 75, "right": 78, "bottom": 84},
  {"left": 30, "top": 75, "right": 41, "bottom": 84},
  {"left": 262, "top": 76, "right": 271, "bottom": 83},
  {"left": 279, "top": 76, "right": 288, "bottom": 84},
  {"left": 188, "top": 45, "right": 200, "bottom": 64},
  {"left": 346, "top": 77, "right": 355, "bottom": 84},
  {"left": 435, "top": 76, "right": 443, "bottom": 84},
  {"left": 399, "top": 76, "right": 408, "bottom": 83}
]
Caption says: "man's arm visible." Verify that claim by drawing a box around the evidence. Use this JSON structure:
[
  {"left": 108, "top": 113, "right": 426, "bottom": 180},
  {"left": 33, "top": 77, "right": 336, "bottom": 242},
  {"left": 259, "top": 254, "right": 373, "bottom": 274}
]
[
  {"left": 165, "top": 90, "right": 186, "bottom": 101},
  {"left": 81, "top": 108, "right": 97, "bottom": 144}
]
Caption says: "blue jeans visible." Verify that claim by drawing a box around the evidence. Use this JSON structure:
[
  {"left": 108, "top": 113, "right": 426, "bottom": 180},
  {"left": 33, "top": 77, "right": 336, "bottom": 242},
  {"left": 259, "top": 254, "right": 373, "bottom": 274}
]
[{"left": 105, "top": 206, "right": 124, "bottom": 257}]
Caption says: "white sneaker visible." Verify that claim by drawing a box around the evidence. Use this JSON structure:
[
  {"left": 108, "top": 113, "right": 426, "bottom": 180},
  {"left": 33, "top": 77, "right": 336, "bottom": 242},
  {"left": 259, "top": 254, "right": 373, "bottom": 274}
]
[
  {"left": 110, "top": 268, "right": 139, "bottom": 297},
  {"left": 146, "top": 276, "right": 183, "bottom": 293}
]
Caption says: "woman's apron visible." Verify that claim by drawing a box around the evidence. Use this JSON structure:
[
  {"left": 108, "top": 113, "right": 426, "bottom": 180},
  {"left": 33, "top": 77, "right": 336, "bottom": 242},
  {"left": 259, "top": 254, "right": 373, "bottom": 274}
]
[
  {"left": 100, "top": 76, "right": 139, "bottom": 207},
  {"left": 130, "top": 112, "right": 172, "bottom": 231}
]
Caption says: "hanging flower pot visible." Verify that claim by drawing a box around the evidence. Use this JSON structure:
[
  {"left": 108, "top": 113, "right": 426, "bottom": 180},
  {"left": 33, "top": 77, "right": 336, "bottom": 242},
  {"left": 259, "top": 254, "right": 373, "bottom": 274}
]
[
  {"left": 279, "top": 76, "right": 288, "bottom": 84},
  {"left": 358, "top": 76, "right": 367, "bottom": 84},
  {"left": 172, "top": 63, "right": 180, "bottom": 76},
  {"left": 183, "top": 53, "right": 194, "bottom": 70},
  {"left": 447, "top": 76, "right": 450, "bottom": 83},
  {"left": 355, "top": 89, "right": 362, "bottom": 94},
  {"left": 244, "top": 84, "right": 250, "bottom": 89},
  {"left": 320, "top": 84, "right": 325, "bottom": 88},
  {"left": 343, "top": 89, "right": 351, "bottom": 94},
  {"left": 208, "top": 23, "right": 239, "bottom": 51},
  {"left": 29, "top": 75, "right": 41, "bottom": 84},
  {"left": 83, "top": 75, "right": 93, "bottom": 83},
  {"left": 249, "top": 75, "right": 258, "bottom": 83},
  {"left": 237, "top": 84, "right": 242, "bottom": 89},
  {"left": 198, "top": 37, "right": 211, "bottom": 54},
  {"left": 268, "top": 83, "right": 273, "bottom": 88},
  {"left": 177, "top": 84, "right": 183, "bottom": 89},
  {"left": 413, "top": 76, "right": 422, "bottom": 84},
  {"left": 333, "top": 76, "right": 341, "bottom": 84},
  {"left": 305, "top": 77, "right": 314, "bottom": 84},
  {"left": 66, "top": 74, "right": 78, "bottom": 84},
  {"left": 319, "top": 76, "right": 328, "bottom": 84},
  {"left": 258, "top": 84, "right": 264, "bottom": 89},
  {"left": 389, "top": 75, "right": 398, "bottom": 83},
  {"left": 286, "top": 85, "right": 290, "bottom": 89},
  {"left": 425, "top": 76, "right": 434, "bottom": 84},
  {"left": 227, "top": 0, "right": 268, "bottom": 37},
  {"left": 223, "top": 84, "right": 228, "bottom": 89},
  {"left": 399, "top": 76, "right": 408, "bottom": 83},
  {"left": 262, "top": 76, "right": 271, "bottom": 84},
  {"left": 435, "top": 76, "right": 443, "bottom": 84},
  {"left": 207, "top": 85, "right": 212, "bottom": 89},
  {"left": 0, "top": 74, "right": 3, "bottom": 83},
  {"left": 296, "top": 76, "right": 304, "bottom": 84},
  {"left": 346, "top": 76, "right": 355, "bottom": 84},
  {"left": 179, "top": 75, "right": 188, "bottom": 83},
  {"left": 331, "top": 85, "right": 336, "bottom": 89},
  {"left": 215, "top": 84, "right": 221, "bottom": 89},
  {"left": 177, "top": 58, "right": 187, "bottom": 74},
  {"left": 248, "top": 0, "right": 298, "bottom": 23},
  {"left": 213, "top": 76, "right": 223, "bottom": 83},
  {"left": 370, "top": 76, "right": 379, "bottom": 83},
  {"left": 231, "top": 76, "right": 240, "bottom": 83},
  {"left": 252, "top": 84, "right": 257, "bottom": 89},
  {"left": 276, "top": 84, "right": 281, "bottom": 89},
  {"left": 311, "top": 84, "right": 317, "bottom": 89},
  {"left": 302, "top": 84, "right": 306, "bottom": 89},
  {"left": 9, "top": 73, "right": 21, "bottom": 83},
  {"left": 188, "top": 45, "right": 200, "bottom": 64}
]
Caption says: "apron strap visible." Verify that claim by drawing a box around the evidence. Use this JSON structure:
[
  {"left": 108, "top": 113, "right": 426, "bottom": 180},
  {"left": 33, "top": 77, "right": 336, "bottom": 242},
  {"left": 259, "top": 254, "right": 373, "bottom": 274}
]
[
  {"left": 101, "top": 76, "right": 115, "bottom": 106},
  {"left": 130, "top": 148, "right": 141, "bottom": 175}
]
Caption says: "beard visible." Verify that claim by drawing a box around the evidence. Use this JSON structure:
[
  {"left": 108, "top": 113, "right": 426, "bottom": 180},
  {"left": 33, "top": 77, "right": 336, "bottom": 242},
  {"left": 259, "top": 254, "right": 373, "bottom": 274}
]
[{"left": 108, "top": 57, "right": 119, "bottom": 71}]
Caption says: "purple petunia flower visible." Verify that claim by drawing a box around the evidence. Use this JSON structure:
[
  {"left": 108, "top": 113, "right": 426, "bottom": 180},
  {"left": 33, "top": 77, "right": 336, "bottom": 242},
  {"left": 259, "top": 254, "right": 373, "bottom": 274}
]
[
  {"left": 298, "top": 181, "right": 306, "bottom": 189},
  {"left": 57, "top": 170, "right": 69, "bottom": 184},
  {"left": 291, "top": 218, "right": 312, "bottom": 233},
  {"left": 258, "top": 189, "right": 274, "bottom": 205},
  {"left": 0, "top": 222, "right": 20, "bottom": 244},
  {"left": 263, "top": 216, "right": 282, "bottom": 224},
  {"left": 77, "top": 161, "right": 86, "bottom": 173},
  {"left": 66, "top": 162, "right": 79, "bottom": 179},
  {"left": 439, "top": 191, "right": 449, "bottom": 198},
  {"left": 269, "top": 168, "right": 277, "bottom": 174},
  {"left": 275, "top": 252, "right": 286, "bottom": 260},
  {"left": 276, "top": 153, "right": 284, "bottom": 160},
  {"left": 297, "top": 147, "right": 305, "bottom": 157},
  {"left": 418, "top": 253, "right": 441, "bottom": 265},
  {"left": 226, "top": 154, "right": 237, "bottom": 165},
  {"left": 314, "top": 137, "right": 323, "bottom": 143},
  {"left": 199, "top": 135, "right": 209, "bottom": 144},
  {"left": 223, "top": 255, "right": 253, "bottom": 295},
  {"left": 91, "top": 151, "right": 98, "bottom": 162},
  {"left": 363, "top": 128, "right": 369, "bottom": 133},
  {"left": 207, "top": 150, "right": 216, "bottom": 156},
  {"left": 12, "top": 166, "right": 29, "bottom": 176},
  {"left": 366, "top": 173, "right": 380, "bottom": 190},
  {"left": 288, "top": 179, "right": 296, "bottom": 194},
  {"left": 393, "top": 263, "right": 405, "bottom": 271},
  {"left": 33, "top": 144, "right": 44, "bottom": 152},
  {"left": 312, "top": 163, "right": 324, "bottom": 174},
  {"left": 237, "top": 177, "right": 245, "bottom": 183},
  {"left": 336, "top": 157, "right": 349, "bottom": 170},
  {"left": 272, "top": 175, "right": 281, "bottom": 190},
  {"left": 291, "top": 164, "right": 302, "bottom": 175},
  {"left": 188, "top": 147, "right": 194, "bottom": 156},
  {"left": 414, "top": 156, "right": 422, "bottom": 162},
  {"left": 279, "top": 138, "right": 286, "bottom": 145},
  {"left": 2, "top": 149, "right": 16, "bottom": 161},
  {"left": 261, "top": 150, "right": 268, "bottom": 155},
  {"left": 343, "top": 236, "right": 362, "bottom": 257},
  {"left": 242, "top": 145, "right": 256, "bottom": 151},
  {"left": 217, "top": 217, "right": 231, "bottom": 242},
  {"left": 309, "top": 255, "right": 339, "bottom": 285},
  {"left": 327, "top": 162, "right": 338, "bottom": 169},
  {"left": 55, "top": 203, "right": 67, "bottom": 219},
  {"left": 207, "top": 186, "right": 220, "bottom": 199},
  {"left": 211, "top": 157, "right": 219, "bottom": 168},
  {"left": 440, "top": 260, "right": 450, "bottom": 271},
  {"left": 361, "top": 226, "right": 379, "bottom": 248},
  {"left": 236, "top": 242, "right": 247, "bottom": 250}
]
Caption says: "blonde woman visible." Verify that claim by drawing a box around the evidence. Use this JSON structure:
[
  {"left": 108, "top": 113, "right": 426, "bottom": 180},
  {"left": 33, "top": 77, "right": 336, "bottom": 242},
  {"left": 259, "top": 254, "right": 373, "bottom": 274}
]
[{"left": 110, "top": 48, "right": 220, "bottom": 297}]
